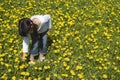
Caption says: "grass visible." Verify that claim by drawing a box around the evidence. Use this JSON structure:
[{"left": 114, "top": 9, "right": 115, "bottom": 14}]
[{"left": 0, "top": 0, "right": 120, "bottom": 80}]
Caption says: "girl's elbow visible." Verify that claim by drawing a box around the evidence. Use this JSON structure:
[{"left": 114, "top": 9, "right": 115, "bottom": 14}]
[{"left": 44, "top": 14, "right": 51, "bottom": 19}]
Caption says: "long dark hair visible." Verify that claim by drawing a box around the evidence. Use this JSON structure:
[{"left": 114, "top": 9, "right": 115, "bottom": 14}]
[{"left": 18, "top": 18, "right": 33, "bottom": 36}]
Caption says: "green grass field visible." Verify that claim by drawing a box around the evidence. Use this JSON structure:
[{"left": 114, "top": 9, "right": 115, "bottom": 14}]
[{"left": 0, "top": 0, "right": 120, "bottom": 80}]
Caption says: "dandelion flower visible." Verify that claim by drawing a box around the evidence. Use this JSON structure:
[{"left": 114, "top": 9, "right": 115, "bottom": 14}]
[
  {"left": 46, "top": 77, "right": 50, "bottom": 80},
  {"left": 103, "top": 74, "right": 108, "bottom": 79},
  {"left": 62, "top": 74, "right": 68, "bottom": 77},
  {"left": 70, "top": 70, "right": 75, "bottom": 76},
  {"left": 78, "top": 73, "right": 84, "bottom": 79},
  {"left": 12, "top": 76, "right": 16, "bottom": 80},
  {"left": 76, "top": 65, "right": 83, "bottom": 70}
]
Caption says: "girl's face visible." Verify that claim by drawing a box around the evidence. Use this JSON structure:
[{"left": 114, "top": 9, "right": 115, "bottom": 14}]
[
  {"left": 27, "top": 23, "right": 38, "bottom": 34},
  {"left": 28, "top": 28, "right": 33, "bottom": 34},
  {"left": 28, "top": 23, "right": 34, "bottom": 34}
]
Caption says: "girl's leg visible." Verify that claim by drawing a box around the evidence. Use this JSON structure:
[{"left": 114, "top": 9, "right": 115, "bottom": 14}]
[
  {"left": 38, "top": 33, "right": 48, "bottom": 61},
  {"left": 30, "top": 34, "right": 39, "bottom": 61}
]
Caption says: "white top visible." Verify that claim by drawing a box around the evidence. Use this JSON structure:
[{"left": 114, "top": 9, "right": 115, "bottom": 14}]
[{"left": 23, "top": 14, "right": 52, "bottom": 53}]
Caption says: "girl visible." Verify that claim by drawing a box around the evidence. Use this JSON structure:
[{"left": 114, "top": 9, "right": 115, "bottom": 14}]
[{"left": 18, "top": 14, "right": 52, "bottom": 62}]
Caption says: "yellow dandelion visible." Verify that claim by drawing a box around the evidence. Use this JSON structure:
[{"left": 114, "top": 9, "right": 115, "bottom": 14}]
[
  {"left": 1, "top": 73, "right": 8, "bottom": 80},
  {"left": 76, "top": 65, "right": 83, "bottom": 70},
  {"left": 14, "top": 65, "right": 18, "bottom": 70},
  {"left": 66, "top": 66, "right": 70, "bottom": 70},
  {"left": 15, "top": 58, "right": 20, "bottom": 63},
  {"left": 20, "top": 72, "right": 26, "bottom": 75},
  {"left": 29, "top": 61, "right": 35, "bottom": 65},
  {"left": 33, "top": 78, "right": 38, "bottom": 80},
  {"left": 64, "top": 57, "right": 70, "bottom": 61},
  {"left": 78, "top": 73, "right": 84, "bottom": 79},
  {"left": 53, "top": 73, "right": 58, "bottom": 77},
  {"left": 98, "top": 66, "right": 102, "bottom": 70},
  {"left": 58, "top": 57, "right": 62, "bottom": 61},
  {"left": 34, "top": 67, "right": 38, "bottom": 70},
  {"left": 61, "top": 74, "right": 68, "bottom": 77},
  {"left": 94, "top": 45, "right": 98, "bottom": 49},
  {"left": 63, "top": 62, "right": 67, "bottom": 67},
  {"left": 80, "top": 45, "right": 83, "bottom": 49},
  {"left": 103, "top": 74, "right": 108, "bottom": 79},
  {"left": 38, "top": 77, "right": 41, "bottom": 80},
  {"left": 111, "top": 12, "right": 116, "bottom": 15},
  {"left": 116, "top": 56, "right": 120, "bottom": 60},
  {"left": 8, "top": 69, "right": 12, "bottom": 72},
  {"left": 46, "top": 77, "right": 50, "bottom": 80},
  {"left": 70, "top": 70, "right": 75, "bottom": 76},
  {"left": 26, "top": 72, "right": 30, "bottom": 76},
  {"left": 114, "top": 66, "right": 117, "bottom": 70},
  {"left": 19, "top": 64, "right": 25, "bottom": 69},
  {"left": 95, "top": 20, "right": 102, "bottom": 25},
  {"left": 28, "top": 77, "right": 32, "bottom": 80},
  {"left": 44, "top": 65, "right": 50, "bottom": 70},
  {"left": 13, "top": 50, "right": 17, "bottom": 53},
  {"left": 12, "top": 76, "right": 16, "bottom": 80},
  {"left": 5, "top": 63, "right": 9, "bottom": 67},
  {"left": 38, "top": 67, "right": 42, "bottom": 70}
]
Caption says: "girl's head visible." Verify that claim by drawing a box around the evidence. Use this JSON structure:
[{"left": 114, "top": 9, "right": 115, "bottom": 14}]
[{"left": 18, "top": 18, "right": 33, "bottom": 37}]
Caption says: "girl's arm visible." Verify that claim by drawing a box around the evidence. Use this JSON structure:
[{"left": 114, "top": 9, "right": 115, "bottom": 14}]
[
  {"left": 43, "top": 14, "right": 52, "bottom": 29},
  {"left": 23, "top": 35, "right": 30, "bottom": 54}
]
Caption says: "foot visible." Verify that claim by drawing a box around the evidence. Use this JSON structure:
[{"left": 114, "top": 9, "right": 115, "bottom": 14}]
[
  {"left": 30, "top": 55, "right": 34, "bottom": 61},
  {"left": 29, "top": 55, "right": 35, "bottom": 65},
  {"left": 38, "top": 56, "right": 45, "bottom": 62},
  {"left": 38, "top": 53, "right": 45, "bottom": 62},
  {"left": 22, "top": 53, "right": 27, "bottom": 61}
]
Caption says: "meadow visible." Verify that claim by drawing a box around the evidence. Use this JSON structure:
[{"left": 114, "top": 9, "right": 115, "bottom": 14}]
[{"left": 0, "top": 0, "right": 120, "bottom": 80}]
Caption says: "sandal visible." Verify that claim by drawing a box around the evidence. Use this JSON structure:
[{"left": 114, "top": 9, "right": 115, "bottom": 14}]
[{"left": 38, "top": 56, "right": 45, "bottom": 62}]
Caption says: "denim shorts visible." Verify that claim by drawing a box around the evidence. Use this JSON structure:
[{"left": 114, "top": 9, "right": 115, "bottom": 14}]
[{"left": 30, "top": 32, "right": 47, "bottom": 56}]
